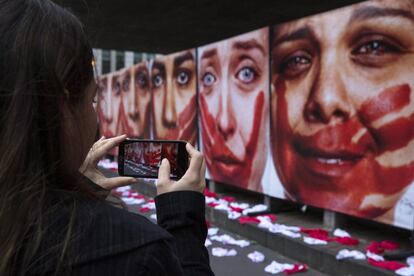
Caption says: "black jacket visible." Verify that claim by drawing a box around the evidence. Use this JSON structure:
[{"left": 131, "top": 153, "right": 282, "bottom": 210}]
[{"left": 30, "top": 191, "right": 214, "bottom": 276}]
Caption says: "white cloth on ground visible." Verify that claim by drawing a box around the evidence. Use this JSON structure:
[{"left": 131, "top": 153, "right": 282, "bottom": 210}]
[
  {"left": 210, "top": 234, "right": 250, "bottom": 248},
  {"left": 304, "top": 236, "right": 328, "bottom": 245},
  {"left": 366, "top": 250, "right": 384, "bottom": 261},
  {"left": 242, "top": 204, "right": 268, "bottom": 216},
  {"left": 208, "top": 228, "right": 219, "bottom": 236},
  {"left": 205, "top": 239, "right": 212, "bottom": 247},
  {"left": 247, "top": 251, "right": 265, "bottom": 263},
  {"left": 264, "top": 261, "right": 294, "bottom": 274},
  {"left": 333, "top": 228, "right": 351, "bottom": 238},
  {"left": 336, "top": 249, "right": 366, "bottom": 260},
  {"left": 212, "top": 247, "right": 237, "bottom": 257}
]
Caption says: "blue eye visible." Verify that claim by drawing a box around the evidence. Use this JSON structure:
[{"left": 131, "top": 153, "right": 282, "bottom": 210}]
[
  {"left": 122, "top": 78, "right": 130, "bottom": 92},
  {"left": 202, "top": 72, "right": 216, "bottom": 86},
  {"left": 177, "top": 71, "right": 189, "bottom": 85},
  {"left": 153, "top": 75, "right": 163, "bottom": 87},
  {"left": 237, "top": 67, "right": 256, "bottom": 83},
  {"left": 136, "top": 72, "right": 148, "bottom": 88},
  {"left": 113, "top": 82, "right": 121, "bottom": 96}
]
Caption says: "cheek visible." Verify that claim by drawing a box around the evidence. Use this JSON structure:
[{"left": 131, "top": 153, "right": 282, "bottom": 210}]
[
  {"left": 204, "top": 92, "right": 219, "bottom": 117},
  {"left": 285, "top": 84, "right": 309, "bottom": 129}
]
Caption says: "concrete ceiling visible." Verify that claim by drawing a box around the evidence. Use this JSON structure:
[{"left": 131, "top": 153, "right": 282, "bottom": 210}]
[{"left": 54, "top": 0, "right": 364, "bottom": 54}]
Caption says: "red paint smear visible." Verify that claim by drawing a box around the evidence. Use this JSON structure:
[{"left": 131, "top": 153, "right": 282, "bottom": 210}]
[
  {"left": 97, "top": 106, "right": 114, "bottom": 137},
  {"left": 380, "top": 240, "right": 400, "bottom": 251},
  {"left": 204, "top": 188, "right": 218, "bottom": 198},
  {"left": 274, "top": 79, "right": 414, "bottom": 218},
  {"left": 300, "top": 228, "right": 329, "bottom": 237},
  {"left": 222, "top": 196, "right": 236, "bottom": 202},
  {"left": 158, "top": 94, "right": 197, "bottom": 145},
  {"left": 371, "top": 112, "right": 414, "bottom": 152},
  {"left": 360, "top": 84, "right": 410, "bottom": 123},
  {"left": 229, "top": 206, "right": 244, "bottom": 213},
  {"left": 200, "top": 92, "right": 264, "bottom": 189},
  {"left": 284, "top": 264, "right": 308, "bottom": 275},
  {"left": 116, "top": 102, "right": 134, "bottom": 136},
  {"left": 207, "top": 202, "right": 219, "bottom": 208},
  {"left": 139, "top": 207, "right": 151, "bottom": 213},
  {"left": 367, "top": 259, "right": 406, "bottom": 271},
  {"left": 332, "top": 237, "right": 359, "bottom": 246},
  {"left": 238, "top": 216, "right": 261, "bottom": 225},
  {"left": 161, "top": 144, "right": 178, "bottom": 174}
]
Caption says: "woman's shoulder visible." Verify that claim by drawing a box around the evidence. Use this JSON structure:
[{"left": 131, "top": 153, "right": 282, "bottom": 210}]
[{"left": 69, "top": 198, "right": 172, "bottom": 265}]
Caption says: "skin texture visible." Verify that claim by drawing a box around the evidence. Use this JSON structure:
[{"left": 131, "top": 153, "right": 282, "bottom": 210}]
[
  {"left": 198, "top": 28, "right": 269, "bottom": 191},
  {"left": 151, "top": 50, "right": 197, "bottom": 145},
  {"left": 116, "top": 63, "right": 151, "bottom": 138},
  {"left": 271, "top": 0, "right": 414, "bottom": 219},
  {"left": 96, "top": 73, "right": 120, "bottom": 138},
  {"left": 97, "top": 75, "right": 112, "bottom": 138}
]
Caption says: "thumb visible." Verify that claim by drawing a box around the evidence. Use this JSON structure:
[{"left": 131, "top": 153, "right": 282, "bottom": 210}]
[{"left": 158, "top": 158, "right": 171, "bottom": 184}]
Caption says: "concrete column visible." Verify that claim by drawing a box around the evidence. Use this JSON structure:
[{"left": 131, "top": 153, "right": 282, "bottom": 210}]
[
  {"left": 124, "top": 51, "right": 134, "bottom": 67},
  {"left": 110, "top": 50, "right": 117, "bottom": 72},
  {"left": 92, "top": 48, "right": 103, "bottom": 76},
  {"left": 323, "top": 210, "right": 345, "bottom": 230}
]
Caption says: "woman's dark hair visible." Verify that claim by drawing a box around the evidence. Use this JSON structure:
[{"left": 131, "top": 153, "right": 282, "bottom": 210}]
[{"left": 0, "top": 0, "right": 95, "bottom": 275}]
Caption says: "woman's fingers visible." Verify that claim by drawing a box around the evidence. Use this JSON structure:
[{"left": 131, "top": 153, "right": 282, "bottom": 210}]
[
  {"left": 99, "top": 176, "right": 136, "bottom": 190},
  {"left": 92, "top": 135, "right": 127, "bottom": 160},
  {"left": 157, "top": 158, "right": 171, "bottom": 185},
  {"left": 182, "top": 143, "right": 203, "bottom": 181}
]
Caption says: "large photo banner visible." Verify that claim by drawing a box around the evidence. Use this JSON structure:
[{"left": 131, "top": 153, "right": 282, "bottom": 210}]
[
  {"left": 267, "top": 0, "right": 414, "bottom": 229},
  {"left": 95, "top": 0, "right": 414, "bottom": 230},
  {"left": 151, "top": 49, "right": 198, "bottom": 146},
  {"left": 97, "top": 61, "right": 152, "bottom": 140},
  {"left": 96, "top": 50, "right": 198, "bottom": 152},
  {"left": 197, "top": 27, "right": 272, "bottom": 192}
]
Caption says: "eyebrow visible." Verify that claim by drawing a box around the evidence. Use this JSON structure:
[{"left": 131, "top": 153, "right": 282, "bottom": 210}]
[
  {"left": 273, "top": 26, "right": 318, "bottom": 46},
  {"left": 232, "top": 39, "right": 266, "bottom": 55},
  {"left": 200, "top": 48, "right": 217, "bottom": 60},
  {"left": 173, "top": 51, "right": 194, "bottom": 68},
  {"left": 349, "top": 6, "right": 414, "bottom": 23},
  {"left": 152, "top": 61, "right": 165, "bottom": 72}
]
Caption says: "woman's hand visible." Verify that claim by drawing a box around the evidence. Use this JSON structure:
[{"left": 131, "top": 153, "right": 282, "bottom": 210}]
[
  {"left": 157, "top": 143, "right": 206, "bottom": 195},
  {"left": 79, "top": 135, "right": 136, "bottom": 190}
]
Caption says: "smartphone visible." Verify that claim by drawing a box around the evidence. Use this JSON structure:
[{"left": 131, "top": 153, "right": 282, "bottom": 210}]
[{"left": 118, "top": 139, "right": 189, "bottom": 180}]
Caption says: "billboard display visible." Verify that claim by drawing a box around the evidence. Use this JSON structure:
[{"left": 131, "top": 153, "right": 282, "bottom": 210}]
[
  {"left": 96, "top": 0, "right": 414, "bottom": 229},
  {"left": 197, "top": 27, "right": 270, "bottom": 192},
  {"left": 97, "top": 61, "right": 152, "bottom": 139},
  {"left": 151, "top": 49, "right": 198, "bottom": 146},
  {"left": 268, "top": 0, "right": 414, "bottom": 229}
]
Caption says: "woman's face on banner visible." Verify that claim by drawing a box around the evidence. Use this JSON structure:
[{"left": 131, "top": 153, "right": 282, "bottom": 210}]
[
  {"left": 199, "top": 28, "right": 269, "bottom": 190},
  {"left": 271, "top": 0, "right": 414, "bottom": 218},
  {"left": 116, "top": 64, "right": 151, "bottom": 138},
  {"left": 97, "top": 74, "right": 117, "bottom": 137},
  {"left": 107, "top": 71, "right": 121, "bottom": 136},
  {"left": 151, "top": 50, "right": 197, "bottom": 145},
  {"left": 133, "top": 62, "right": 151, "bottom": 138}
]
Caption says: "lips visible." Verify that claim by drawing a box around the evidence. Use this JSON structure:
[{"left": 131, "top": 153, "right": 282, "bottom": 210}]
[
  {"left": 200, "top": 91, "right": 265, "bottom": 188},
  {"left": 294, "top": 143, "right": 364, "bottom": 178}
]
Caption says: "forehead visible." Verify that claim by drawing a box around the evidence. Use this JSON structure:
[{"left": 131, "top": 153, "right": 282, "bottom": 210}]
[
  {"left": 133, "top": 62, "right": 148, "bottom": 74},
  {"left": 199, "top": 28, "right": 268, "bottom": 56},
  {"left": 273, "top": 0, "right": 414, "bottom": 39},
  {"left": 118, "top": 68, "right": 131, "bottom": 80},
  {"left": 153, "top": 50, "right": 195, "bottom": 67}
]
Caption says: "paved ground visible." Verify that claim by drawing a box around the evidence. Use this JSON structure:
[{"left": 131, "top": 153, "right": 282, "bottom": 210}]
[{"left": 130, "top": 203, "right": 328, "bottom": 276}]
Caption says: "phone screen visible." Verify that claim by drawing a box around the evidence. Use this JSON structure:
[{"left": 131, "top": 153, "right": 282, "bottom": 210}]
[{"left": 118, "top": 140, "right": 188, "bottom": 179}]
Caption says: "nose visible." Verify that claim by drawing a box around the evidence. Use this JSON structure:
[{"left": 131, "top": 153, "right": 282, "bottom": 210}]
[
  {"left": 304, "top": 56, "right": 351, "bottom": 124},
  {"left": 104, "top": 91, "right": 113, "bottom": 123},
  {"left": 217, "top": 78, "right": 236, "bottom": 140},
  {"left": 162, "top": 77, "right": 177, "bottom": 128},
  {"left": 128, "top": 85, "right": 139, "bottom": 121}
]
